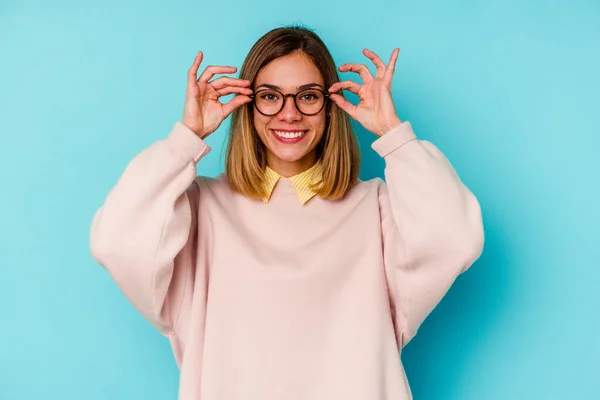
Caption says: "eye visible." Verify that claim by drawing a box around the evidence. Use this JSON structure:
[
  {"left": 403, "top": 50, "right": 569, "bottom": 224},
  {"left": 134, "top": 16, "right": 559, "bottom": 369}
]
[
  {"left": 299, "top": 90, "right": 322, "bottom": 103},
  {"left": 259, "top": 91, "right": 280, "bottom": 102}
]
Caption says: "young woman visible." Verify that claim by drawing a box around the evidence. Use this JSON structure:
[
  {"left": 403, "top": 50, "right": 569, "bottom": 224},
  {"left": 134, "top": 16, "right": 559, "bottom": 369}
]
[{"left": 91, "top": 26, "right": 484, "bottom": 400}]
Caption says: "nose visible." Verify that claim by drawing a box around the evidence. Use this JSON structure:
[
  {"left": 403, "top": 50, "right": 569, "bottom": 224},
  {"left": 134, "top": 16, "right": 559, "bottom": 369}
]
[{"left": 277, "top": 95, "right": 302, "bottom": 122}]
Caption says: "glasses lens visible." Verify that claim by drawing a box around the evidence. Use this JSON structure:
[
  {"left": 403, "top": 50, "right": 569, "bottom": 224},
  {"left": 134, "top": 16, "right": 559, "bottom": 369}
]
[
  {"left": 253, "top": 89, "right": 326, "bottom": 116},
  {"left": 254, "top": 90, "right": 283, "bottom": 115},
  {"left": 296, "top": 89, "right": 325, "bottom": 115}
]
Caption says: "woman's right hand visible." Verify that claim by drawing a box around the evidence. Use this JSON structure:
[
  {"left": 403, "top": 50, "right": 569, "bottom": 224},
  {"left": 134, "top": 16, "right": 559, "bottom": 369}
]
[{"left": 182, "top": 51, "right": 253, "bottom": 139}]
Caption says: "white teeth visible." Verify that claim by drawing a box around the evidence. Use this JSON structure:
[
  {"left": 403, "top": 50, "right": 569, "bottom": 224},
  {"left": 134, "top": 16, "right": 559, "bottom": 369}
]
[{"left": 274, "top": 130, "right": 305, "bottom": 139}]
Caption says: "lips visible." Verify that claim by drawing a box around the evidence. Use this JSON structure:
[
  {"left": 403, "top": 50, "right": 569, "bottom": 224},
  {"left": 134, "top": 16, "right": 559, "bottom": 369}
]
[{"left": 270, "top": 129, "right": 309, "bottom": 144}]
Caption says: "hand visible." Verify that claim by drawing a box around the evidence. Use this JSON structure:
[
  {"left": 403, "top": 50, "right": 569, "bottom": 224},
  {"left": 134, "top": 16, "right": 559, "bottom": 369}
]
[
  {"left": 182, "top": 51, "right": 253, "bottom": 139},
  {"left": 328, "top": 48, "right": 402, "bottom": 137}
]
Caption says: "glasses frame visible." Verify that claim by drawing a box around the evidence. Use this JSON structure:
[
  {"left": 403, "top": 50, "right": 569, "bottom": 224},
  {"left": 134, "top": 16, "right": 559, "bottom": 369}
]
[{"left": 249, "top": 88, "right": 331, "bottom": 117}]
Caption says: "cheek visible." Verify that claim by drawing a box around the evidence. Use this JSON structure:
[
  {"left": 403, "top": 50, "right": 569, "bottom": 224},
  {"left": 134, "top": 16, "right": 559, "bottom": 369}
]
[
  {"left": 310, "top": 114, "right": 327, "bottom": 138},
  {"left": 253, "top": 111, "right": 271, "bottom": 139}
]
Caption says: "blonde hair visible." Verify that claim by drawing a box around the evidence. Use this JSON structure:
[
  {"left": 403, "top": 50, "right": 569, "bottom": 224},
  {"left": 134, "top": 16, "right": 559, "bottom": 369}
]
[{"left": 226, "top": 25, "right": 360, "bottom": 201}]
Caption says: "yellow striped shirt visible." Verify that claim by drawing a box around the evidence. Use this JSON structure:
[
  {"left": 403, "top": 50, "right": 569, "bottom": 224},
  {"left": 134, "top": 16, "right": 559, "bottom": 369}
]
[{"left": 262, "top": 162, "right": 324, "bottom": 204}]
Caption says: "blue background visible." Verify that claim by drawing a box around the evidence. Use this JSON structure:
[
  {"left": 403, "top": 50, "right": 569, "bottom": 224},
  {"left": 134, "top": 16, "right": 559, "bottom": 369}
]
[{"left": 1, "top": 0, "right": 598, "bottom": 399}]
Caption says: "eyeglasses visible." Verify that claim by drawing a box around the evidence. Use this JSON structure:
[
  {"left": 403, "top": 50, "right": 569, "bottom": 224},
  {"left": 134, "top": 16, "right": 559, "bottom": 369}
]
[{"left": 249, "top": 88, "right": 331, "bottom": 116}]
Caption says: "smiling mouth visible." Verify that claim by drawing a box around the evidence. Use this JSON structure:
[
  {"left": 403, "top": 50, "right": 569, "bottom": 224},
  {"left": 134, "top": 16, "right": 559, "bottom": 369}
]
[
  {"left": 269, "top": 129, "right": 310, "bottom": 144},
  {"left": 272, "top": 129, "right": 308, "bottom": 139}
]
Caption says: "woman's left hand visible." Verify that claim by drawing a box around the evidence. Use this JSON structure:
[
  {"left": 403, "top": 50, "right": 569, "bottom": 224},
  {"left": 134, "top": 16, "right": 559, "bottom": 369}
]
[{"left": 328, "top": 48, "right": 402, "bottom": 137}]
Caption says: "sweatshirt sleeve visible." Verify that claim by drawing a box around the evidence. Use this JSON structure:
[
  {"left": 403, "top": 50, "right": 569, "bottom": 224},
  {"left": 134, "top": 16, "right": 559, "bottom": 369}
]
[
  {"left": 372, "top": 121, "right": 484, "bottom": 348},
  {"left": 90, "top": 122, "right": 210, "bottom": 335}
]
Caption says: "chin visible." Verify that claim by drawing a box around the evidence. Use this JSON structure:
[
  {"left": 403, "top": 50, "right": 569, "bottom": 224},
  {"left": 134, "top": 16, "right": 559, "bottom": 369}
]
[
  {"left": 264, "top": 128, "right": 318, "bottom": 162},
  {"left": 270, "top": 147, "right": 312, "bottom": 163}
]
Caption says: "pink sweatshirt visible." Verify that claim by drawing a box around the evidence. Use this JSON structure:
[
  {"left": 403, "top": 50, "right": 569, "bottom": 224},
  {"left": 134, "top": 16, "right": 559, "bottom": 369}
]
[{"left": 90, "top": 120, "right": 484, "bottom": 400}]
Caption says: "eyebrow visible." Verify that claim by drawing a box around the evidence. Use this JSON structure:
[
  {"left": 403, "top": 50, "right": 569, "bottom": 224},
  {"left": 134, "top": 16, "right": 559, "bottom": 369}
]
[{"left": 255, "top": 82, "right": 323, "bottom": 91}]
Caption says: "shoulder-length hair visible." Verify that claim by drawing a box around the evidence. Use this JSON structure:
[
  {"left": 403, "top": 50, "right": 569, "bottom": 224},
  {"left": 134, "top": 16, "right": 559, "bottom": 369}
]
[{"left": 225, "top": 25, "right": 360, "bottom": 201}]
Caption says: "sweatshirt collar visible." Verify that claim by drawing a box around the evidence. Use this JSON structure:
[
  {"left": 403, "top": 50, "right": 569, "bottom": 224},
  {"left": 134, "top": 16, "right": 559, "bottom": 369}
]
[{"left": 262, "top": 162, "right": 323, "bottom": 204}]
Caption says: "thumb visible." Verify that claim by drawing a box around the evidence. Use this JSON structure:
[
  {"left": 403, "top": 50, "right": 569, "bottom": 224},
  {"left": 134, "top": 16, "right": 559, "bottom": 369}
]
[
  {"left": 330, "top": 93, "right": 357, "bottom": 120},
  {"left": 222, "top": 95, "right": 252, "bottom": 119}
]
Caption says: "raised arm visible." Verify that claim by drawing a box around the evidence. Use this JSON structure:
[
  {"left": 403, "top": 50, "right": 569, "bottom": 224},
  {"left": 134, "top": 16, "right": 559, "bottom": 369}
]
[
  {"left": 373, "top": 122, "right": 484, "bottom": 347},
  {"left": 90, "top": 51, "right": 253, "bottom": 334}
]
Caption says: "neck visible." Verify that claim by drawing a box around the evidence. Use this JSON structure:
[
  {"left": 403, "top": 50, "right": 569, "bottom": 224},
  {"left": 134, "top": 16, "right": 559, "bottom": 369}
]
[{"left": 267, "top": 152, "right": 318, "bottom": 178}]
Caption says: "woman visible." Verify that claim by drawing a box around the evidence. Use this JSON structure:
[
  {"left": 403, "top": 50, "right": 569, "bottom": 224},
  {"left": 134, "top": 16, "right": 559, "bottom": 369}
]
[{"left": 90, "top": 26, "right": 484, "bottom": 400}]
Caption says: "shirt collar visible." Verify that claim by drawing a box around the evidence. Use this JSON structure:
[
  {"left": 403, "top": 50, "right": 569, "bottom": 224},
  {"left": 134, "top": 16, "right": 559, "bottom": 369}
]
[{"left": 262, "top": 162, "right": 324, "bottom": 204}]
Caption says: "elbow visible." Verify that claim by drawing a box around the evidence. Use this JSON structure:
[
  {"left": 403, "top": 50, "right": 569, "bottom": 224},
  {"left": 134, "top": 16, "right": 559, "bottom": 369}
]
[
  {"left": 462, "top": 224, "right": 484, "bottom": 273},
  {"left": 459, "top": 191, "right": 485, "bottom": 272},
  {"left": 90, "top": 230, "right": 109, "bottom": 267},
  {"left": 89, "top": 210, "right": 107, "bottom": 266},
  {"left": 89, "top": 208, "right": 122, "bottom": 270},
  {"left": 90, "top": 225, "right": 114, "bottom": 270}
]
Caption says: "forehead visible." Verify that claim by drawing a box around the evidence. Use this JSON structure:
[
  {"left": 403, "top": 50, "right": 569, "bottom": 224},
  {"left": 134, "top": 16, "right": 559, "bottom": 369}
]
[{"left": 255, "top": 52, "right": 324, "bottom": 89}]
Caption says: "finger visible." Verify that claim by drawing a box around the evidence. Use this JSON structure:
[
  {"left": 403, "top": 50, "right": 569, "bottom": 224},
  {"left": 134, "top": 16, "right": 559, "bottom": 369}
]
[
  {"left": 329, "top": 80, "right": 362, "bottom": 95},
  {"left": 338, "top": 63, "right": 373, "bottom": 83},
  {"left": 217, "top": 86, "right": 253, "bottom": 97},
  {"left": 210, "top": 76, "right": 251, "bottom": 91},
  {"left": 329, "top": 93, "right": 357, "bottom": 120},
  {"left": 222, "top": 95, "right": 253, "bottom": 119},
  {"left": 362, "top": 48, "right": 386, "bottom": 78},
  {"left": 187, "top": 51, "right": 203, "bottom": 89},
  {"left": 384, "top": 48, "right": 400, "bottom": 85},
  {"left": 198, "top": 65, "right": 238, "bottom": 83}
]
